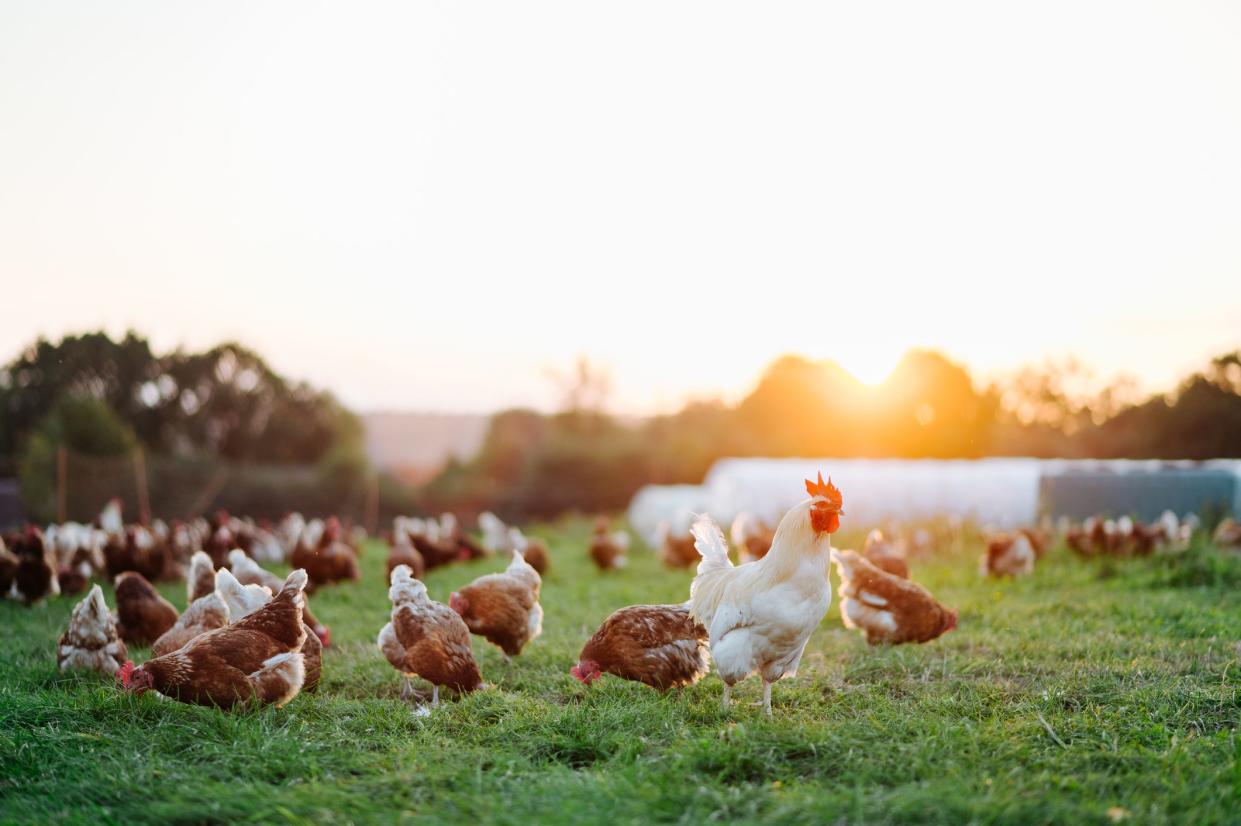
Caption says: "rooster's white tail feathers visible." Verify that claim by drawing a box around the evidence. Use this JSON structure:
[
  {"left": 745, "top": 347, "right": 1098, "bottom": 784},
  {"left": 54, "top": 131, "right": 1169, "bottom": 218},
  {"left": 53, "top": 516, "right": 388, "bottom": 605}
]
[{"left": 691, "top": 515, "right": 732, "bottom": 575}]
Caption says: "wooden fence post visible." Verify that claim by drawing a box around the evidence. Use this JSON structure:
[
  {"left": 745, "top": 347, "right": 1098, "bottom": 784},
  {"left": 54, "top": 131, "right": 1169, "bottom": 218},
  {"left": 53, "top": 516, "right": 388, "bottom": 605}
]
[
  {"left": 57, "top": 446, "right": 67, "bottom": 523},
  {"left": 133, "top": 448, "right": 151, "bottom": 525},
  {"left": 187, "top": 466, "right": 229, "bottom": 519},
  {"left": 365, "top": 471, "right": 380, "bottom": 536}
]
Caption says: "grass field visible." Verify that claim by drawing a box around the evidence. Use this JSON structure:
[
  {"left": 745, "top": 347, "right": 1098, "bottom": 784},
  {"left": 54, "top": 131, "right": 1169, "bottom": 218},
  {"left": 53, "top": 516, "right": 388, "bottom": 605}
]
[{"left": 2, "top": 521, "right": 1240, "bottom": 825}]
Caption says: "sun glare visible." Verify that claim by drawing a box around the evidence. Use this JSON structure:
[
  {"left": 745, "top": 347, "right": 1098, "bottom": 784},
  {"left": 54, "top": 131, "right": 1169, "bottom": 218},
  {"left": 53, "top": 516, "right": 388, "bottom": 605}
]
[
  {"left": 837, "top": 348, "right": 902, "bottom": 387},
  {"left": 844, "top": 358, "right": 895, "bottom": 387}
]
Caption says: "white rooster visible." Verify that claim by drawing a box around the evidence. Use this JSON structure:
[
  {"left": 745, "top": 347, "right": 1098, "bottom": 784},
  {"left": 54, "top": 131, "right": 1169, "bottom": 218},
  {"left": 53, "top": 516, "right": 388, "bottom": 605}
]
[{"left": 689, "top": 473, "right": 844, "bottom": 716}]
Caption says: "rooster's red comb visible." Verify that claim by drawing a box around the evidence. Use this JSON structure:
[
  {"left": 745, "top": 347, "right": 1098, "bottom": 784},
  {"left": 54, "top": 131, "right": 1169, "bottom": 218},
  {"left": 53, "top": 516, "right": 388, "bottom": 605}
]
[
  {"left": 118, "top": 660, "right": 135, "bottom": 688},
  {"left": 805, "top": 472, "right": 842, "bottom": 507}
]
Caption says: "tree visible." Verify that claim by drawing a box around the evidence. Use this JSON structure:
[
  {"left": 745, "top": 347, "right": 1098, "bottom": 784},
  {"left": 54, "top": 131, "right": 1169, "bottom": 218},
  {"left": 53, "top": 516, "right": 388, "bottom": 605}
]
[
  {"left": 1082, "top": 369, "right": 1241, "bottom": 459},
  {"left": 732, "top": 351, "right": 994, "bottom": 457},
  {"left": 419, "top": 347, "right": 1241, "bottom": 519},
  {"left": 876, "top": 350, "right": 996, "bottom": 458},
  {"left": 0, "top": 331, "right": 154, "bottom": 456},
  {"left": 643, "top": 400, "right": 753, "bottom": 483},
  {"left": 734, "top": 355, "right": 868, "bottom": 456},
  {"left": 545, "top": 357, "right": 612, "bottom": 415},
  {"left": 18, "top": 396, "right": 137, "bottom": 522},
  {"left": 0, "top": 332, "right": 361, "bottom": 464}
]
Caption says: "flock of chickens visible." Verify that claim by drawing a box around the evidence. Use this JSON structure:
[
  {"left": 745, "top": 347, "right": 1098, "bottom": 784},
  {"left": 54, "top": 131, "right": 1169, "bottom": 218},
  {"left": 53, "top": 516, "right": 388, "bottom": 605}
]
[{"left": 5, "top": 476, "right": 1236, "bottom": 717}]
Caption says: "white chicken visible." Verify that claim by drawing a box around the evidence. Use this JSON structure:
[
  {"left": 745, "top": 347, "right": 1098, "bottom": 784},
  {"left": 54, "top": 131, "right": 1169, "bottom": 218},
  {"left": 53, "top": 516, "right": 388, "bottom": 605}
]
[
  {"left": 478, "top": 511, "right": 513, "bottom": 554},
  {"left": 99, "top": 498, "right": 124, "bottom": 538},
  {"left": 689, "top": 473, "right": 844, "bottom": 716},
  {"left": 215, "top": 568, "right": 275, "bottom": 620}
]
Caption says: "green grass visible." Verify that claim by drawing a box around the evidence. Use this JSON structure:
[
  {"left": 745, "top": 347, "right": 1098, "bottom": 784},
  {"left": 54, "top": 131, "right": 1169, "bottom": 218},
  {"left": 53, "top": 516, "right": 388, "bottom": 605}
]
[{"left": 2, "top": 520, "right": 1240, "bottom": 825}]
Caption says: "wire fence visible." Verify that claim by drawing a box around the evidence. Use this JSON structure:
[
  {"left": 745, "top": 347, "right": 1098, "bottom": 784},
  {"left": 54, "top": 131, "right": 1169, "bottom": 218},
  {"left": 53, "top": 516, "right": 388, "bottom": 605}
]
[{"left": 5, "top": 448, "right": 412, "bottom": 530}]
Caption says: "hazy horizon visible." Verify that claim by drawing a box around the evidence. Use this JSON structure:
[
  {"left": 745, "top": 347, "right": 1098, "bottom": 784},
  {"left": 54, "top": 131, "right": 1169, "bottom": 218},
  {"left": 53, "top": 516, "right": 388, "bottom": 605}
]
[{"left": 3, "top": 1, "right": 1239, "bottom": 415}]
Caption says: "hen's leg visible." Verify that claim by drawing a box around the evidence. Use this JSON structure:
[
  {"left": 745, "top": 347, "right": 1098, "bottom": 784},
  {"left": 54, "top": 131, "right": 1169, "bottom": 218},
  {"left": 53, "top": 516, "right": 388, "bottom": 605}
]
[
  {"left": 762, "top": 680, "right": 772, "bottom": 717},
  {"left": 431, "top": 685, "right": 440, "bottom": 707},
  {"left": 401, "top": 676, "right": 413, "bottom": 700},
  {"left": 721, "top": 683, "right": 732, "bottom": 711}
]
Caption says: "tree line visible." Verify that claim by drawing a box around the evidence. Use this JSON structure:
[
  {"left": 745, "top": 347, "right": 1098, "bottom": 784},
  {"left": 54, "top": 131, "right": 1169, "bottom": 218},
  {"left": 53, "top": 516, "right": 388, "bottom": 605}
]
[
  {"left": 0, "top": 332, "right": 374, "bottom": 522},
  {"left": 3, "top": 331, "right": 1238, "bottom": 522},
  {"left": 422, "top": 349, "right": 1241, "bottom": 519}
]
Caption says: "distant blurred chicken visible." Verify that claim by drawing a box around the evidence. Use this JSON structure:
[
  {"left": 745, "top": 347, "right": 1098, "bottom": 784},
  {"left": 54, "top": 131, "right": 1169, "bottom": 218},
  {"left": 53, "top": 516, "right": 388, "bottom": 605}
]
[
  {"left": 113, "top": 571, "right": 179, "bottom": 646},
  {"left": 58, "top": 585, "right": 128, "bottom": 676},
  {"left": 0, "top": 537, "right": 17, "bottom": 597},
  {"left": 730, "top": 513, "right": 775, "bottom": 563},
  {"left": 478, "top": 511, "right": 515, "bottom": 555},
  {"left": 386, "top": 533, "right": 427, "bottom": 580},
  {"left": 861, "top": 530, "right": 909, "bottom": 579},
  {"left": 291, "top": 517, "right": 359, "bottom": 591},
  {"left": 378, "top": 564, "right": 482, "bottom": 705},
  {"left": 1065, "top": 519, "right": 1097, "bottom": 558},
  {"left": 981, "top": 533, "right": 1036, "bottom": 577},
  {"left": 1215, "top": 518, "right": 1241, "bottom": 548},
  {"left": 434, "top": 513, "right": 488, "bottom": 561},
  {"left": 98, "top": 498, "right": 124, "bottom": 537},
  {"left": 508, "top": 528, "right": 549, "bottom": 575},
  {"left": 401, "top": 518, "right": 462, "bottom": 570},
  {"left": 103, "top": 525, "right": 174, "bottom": 582},
  {"left": 572, "top": 603, "right": 709, "bottom": 690},
  {"left": 8, "top": 527, "right": 60, "bottom": 604},
  {"left": 832, "top": 549, "right": 957, "bottom": 645},
  {"left": 56, "top": 565, "right": 89, "bottom": 596},
  {"left": 658, "top": 522, "right": 700, "bottom": 569},
  {"left": 455, "top": 530, "right": 490, "bottom": 561},
  {"left": 1018, "top": 527, "right": 1051, "bottom": 559},
  {"left": 202, "top": 511, "right": 236, "bottom": 568},
  {"left": 46, "top": 523, "right": 104, "bottom": 595},
  {"left": 1067, "top": 513, "right": 1196, "bottom": 558},
  {"left": 231, "top": 518, "right": 285, "bottom": 564},
  {"left": 1154, "top": 510, "right": 1194, "bottom": 552},
  {"left": 276, "top": 512, "right": 307, "bottom": 558},
  {"left": 450, "top": 549, "right": 543, "bottom": 658},
  {"left": 589, "top": 518, "right": 629, "bottom": 571},
  {"left": 1114, "top": 516, "right": 1157, "bottom": 557}
]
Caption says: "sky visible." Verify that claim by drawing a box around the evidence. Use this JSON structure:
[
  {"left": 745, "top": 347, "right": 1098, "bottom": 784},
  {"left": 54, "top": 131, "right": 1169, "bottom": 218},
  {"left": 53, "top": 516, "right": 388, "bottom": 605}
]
[{"left": 1, "top": 1, "right": 1239, "bottom": 414}]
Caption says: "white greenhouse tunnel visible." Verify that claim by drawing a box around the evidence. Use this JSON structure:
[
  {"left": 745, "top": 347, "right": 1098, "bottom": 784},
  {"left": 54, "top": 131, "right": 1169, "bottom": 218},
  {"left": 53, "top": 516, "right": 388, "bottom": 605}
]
[{"left": 627, "top": 458, "right": 1241, "bottom": 546}]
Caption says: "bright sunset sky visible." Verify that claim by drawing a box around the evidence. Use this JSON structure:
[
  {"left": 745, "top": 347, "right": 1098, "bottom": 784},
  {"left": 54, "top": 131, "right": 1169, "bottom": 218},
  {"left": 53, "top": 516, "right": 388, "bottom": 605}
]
[{"left": 1, "top": 2, "right": 1239, "bottom": 413}]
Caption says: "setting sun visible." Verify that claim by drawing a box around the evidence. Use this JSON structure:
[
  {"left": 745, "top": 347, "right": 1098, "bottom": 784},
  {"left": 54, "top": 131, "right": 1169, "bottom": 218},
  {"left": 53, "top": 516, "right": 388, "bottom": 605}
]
[{"left": 837, "top": 348, "right": 903, "bottom": 387}]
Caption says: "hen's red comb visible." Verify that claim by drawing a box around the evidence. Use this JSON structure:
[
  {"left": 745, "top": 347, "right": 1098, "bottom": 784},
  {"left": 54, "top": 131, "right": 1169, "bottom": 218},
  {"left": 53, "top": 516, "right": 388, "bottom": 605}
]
[
  {"left": 118, "top": 660, "right": 135, "bottom": 688},
  {"left": 805, "top": 472, "right": 843, "bottom": 507}
]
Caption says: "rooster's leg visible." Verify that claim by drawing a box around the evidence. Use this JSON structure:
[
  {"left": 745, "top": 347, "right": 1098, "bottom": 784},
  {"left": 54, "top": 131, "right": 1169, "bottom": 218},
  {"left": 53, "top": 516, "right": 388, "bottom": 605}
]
[
  {"left": 721, "top": 683, "right": 732, "bottom": 711},
  {"left": 762, "top": 680, "right": 772, "bottom": 717}
]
